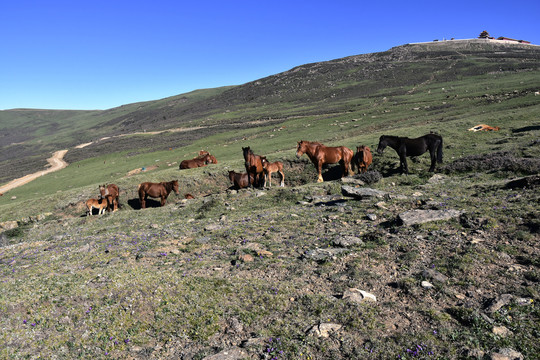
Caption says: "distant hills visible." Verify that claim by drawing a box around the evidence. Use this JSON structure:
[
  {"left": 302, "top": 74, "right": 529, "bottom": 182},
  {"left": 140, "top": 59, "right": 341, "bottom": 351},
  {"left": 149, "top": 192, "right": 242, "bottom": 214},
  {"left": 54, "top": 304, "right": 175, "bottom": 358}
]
[{"left": 1, "top": 39, "right": 539, "bottom": 184}]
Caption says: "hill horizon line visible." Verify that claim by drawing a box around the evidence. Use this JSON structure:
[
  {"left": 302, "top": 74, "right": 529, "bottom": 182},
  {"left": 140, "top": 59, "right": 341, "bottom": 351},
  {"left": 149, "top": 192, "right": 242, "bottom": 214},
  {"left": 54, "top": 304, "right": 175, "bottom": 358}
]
[{"left": 2, "top": 38, "right": 538, "bottom": 112}]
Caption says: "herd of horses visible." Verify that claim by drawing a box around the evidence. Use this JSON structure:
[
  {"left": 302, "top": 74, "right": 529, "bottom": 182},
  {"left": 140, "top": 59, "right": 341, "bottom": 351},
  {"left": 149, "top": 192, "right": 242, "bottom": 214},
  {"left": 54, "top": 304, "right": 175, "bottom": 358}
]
[{"left": 85, "top": 133, "right": 443, "bottom": 215}]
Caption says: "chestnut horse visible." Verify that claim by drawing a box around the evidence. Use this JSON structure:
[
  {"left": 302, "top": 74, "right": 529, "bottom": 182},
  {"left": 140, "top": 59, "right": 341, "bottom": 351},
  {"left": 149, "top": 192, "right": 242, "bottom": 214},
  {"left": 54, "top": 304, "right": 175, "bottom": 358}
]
[
  {"left": 242, "top": 147, "right": 264, "bottom": 187},
  {"left": 228, "top": 170, "right": 253, "bottom": 189},
  {"left": 376, "top": 134, "right": 443, "bottom": 174},
  {"left": 85, "top": 198, "right": 108, "bottom": 216},
  {"left": 179, "top": 154, "right": 216, "bottom": 169},
  {"left": 99, "top": 184, "right": 120, "bottom": 212},
  {"left": 296, "top": 140, "right": 353, "bottom": 182},
  {"left": 261, "top": 157, "right": 285, "bottom": 187},
  {"left": 352, "top": 145, "right": 373, "bottom": 174},
  {"left": 138, "top": 180, "right": 179, "bottom": 208}
]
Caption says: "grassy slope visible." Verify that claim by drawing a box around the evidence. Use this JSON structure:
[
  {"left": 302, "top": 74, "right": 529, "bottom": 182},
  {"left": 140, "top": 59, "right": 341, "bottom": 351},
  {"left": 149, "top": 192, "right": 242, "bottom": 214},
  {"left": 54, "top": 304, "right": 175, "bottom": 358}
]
[{"left": 0, "top": 41, "right": 539, "bottom": 359}]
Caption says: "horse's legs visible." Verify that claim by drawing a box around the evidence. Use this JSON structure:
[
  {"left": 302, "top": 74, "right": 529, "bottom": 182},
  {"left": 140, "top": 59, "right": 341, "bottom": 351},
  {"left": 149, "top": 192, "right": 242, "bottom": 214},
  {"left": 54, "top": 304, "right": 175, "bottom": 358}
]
[
  {"left": 268, "top": 171, "right": 272, "bottom": 187},
  {"left": 263, "top": 172, "right": 268, "bottom": 187},
  {"left": 316, "top": 160, "right": 324, "bottom": 182},
  {"left": 400, "top": 155, "right": 408, "bottom": 174},
  {"left": 429, "top": 150, "right": 437, "bottom": 172},
  {"left": 279, "top": 170, "right": 285, "bottom": 187},
  {"left": 140, "top": 195, "right": 146, "bottom": 209},
  {"left": 160, "top": 196, "right": 166, "bottom": 207}
]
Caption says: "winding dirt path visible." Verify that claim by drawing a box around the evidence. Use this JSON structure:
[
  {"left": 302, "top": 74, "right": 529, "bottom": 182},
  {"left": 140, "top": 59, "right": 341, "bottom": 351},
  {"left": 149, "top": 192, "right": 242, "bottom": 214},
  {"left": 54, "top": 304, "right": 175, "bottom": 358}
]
[{"left": 0, "top": 150, "right": 68, "bottom": 195}]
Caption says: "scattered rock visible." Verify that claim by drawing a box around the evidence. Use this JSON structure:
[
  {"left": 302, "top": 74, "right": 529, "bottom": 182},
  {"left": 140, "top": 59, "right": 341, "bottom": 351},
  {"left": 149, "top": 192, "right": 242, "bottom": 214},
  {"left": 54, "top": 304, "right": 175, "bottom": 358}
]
[
  {"left": 342, "top": 288, "right": 377, "bottom": 303},
  {"left": 490, "top": 348, "right": 523, "bottom": 360},
  {"left": 398, "top": 209, "right": 463, "bottom": 226},
  {"left": 492, "top": 326, "right": 513, "bottom": 337},
  {"left": 307, "top": 323, "right": 342, "bottom": 338},
  {"left": 486, "top": 294, "right": 514, "bottom": 313},
  {"left": 366, "top": 213, "right": 377, "bottom": 221},
  {"left": 421, "top": 281, "right": 434, "bottom": 289},
  {"left": 0, "top": 221, "right": 18, "bottom": 231},
  {"left": 225, "top": 317, "right": 244, "bottom": 334},
  {"left": 204, "top": 224, "right": 221, "bottom": 231},
  {"left": 516, "top": 297, "right": 533, "bottom": 306},
  {"left": 341, "top": 177, "right": 365, "bottom": 186},
  {"left": 256, "top": 249, "right": 273, "bottom": 257},
  {"left": 341, "top": 186, "right": 387, "bottom": 199},
  {"left": 238, "top": 254, "right": 254, "bottom": 263},
  {"left": 240, "top": 337, "right": 266, "bottom": 349},
  {"left": 466, "top": 348, "right": 486, "bottom": 359},
  {"left": 422, "top": 268, "right": 449, "bottom": 283},
  {"left": 202, "top": 347, "right": 248, "bottom": 360},
  {"left": 332, "top": 235, "right": 364, "bottom": 247},
  {"left": 196, "top": 236, "right": 211, "bottom": 244},
  {"left": 428, "top": 174, "right": 448, "bottom": 184},
  {"left": 303, "top": 248, "right": 348, "bottom": 262}
]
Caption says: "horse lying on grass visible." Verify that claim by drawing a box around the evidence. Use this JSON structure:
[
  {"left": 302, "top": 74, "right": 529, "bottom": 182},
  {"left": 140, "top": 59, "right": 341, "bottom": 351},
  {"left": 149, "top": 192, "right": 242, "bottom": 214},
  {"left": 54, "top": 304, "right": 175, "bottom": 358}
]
[
  {"left": 179, "top": 153, "right": 217, "bottom": 169},
  {"left": 228, "top": 171, "right": 253, "bottom": 189}
]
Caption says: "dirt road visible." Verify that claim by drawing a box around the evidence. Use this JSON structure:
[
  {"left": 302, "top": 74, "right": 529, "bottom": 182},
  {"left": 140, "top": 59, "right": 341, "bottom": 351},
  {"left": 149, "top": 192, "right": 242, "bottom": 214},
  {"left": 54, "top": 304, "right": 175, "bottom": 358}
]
[{"left": 0, "top": 150, "right": 68, "bottom": 195}]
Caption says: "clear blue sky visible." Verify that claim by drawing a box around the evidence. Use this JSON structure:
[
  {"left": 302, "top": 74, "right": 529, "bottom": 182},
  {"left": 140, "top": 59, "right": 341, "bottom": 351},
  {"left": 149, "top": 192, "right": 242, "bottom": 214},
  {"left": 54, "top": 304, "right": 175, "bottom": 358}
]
[{"left": 1, "top": 0, "right": 538, "bottom": 110}]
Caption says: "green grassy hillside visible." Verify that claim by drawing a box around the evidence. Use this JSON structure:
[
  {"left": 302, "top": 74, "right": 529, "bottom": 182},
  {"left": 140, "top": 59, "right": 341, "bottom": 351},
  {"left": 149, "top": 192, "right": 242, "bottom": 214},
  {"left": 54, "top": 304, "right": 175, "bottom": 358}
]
[{"left": 0, "top": 40, "right": 539, "bottom": 359}]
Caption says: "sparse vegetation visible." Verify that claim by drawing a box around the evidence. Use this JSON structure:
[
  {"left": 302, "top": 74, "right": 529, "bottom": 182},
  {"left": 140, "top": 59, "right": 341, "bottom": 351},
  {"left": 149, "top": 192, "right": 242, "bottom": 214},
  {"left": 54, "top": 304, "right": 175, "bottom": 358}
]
[{"left": 1, "top": 40, "right": 539, "bottom": 359}]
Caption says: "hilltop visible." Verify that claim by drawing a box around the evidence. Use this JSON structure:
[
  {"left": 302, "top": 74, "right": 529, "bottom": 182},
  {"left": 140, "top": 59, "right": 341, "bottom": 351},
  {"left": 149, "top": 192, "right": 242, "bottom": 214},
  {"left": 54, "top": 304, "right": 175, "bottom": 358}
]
[{"left": 0, "top": 40, "right": 539, "bottom": 359}]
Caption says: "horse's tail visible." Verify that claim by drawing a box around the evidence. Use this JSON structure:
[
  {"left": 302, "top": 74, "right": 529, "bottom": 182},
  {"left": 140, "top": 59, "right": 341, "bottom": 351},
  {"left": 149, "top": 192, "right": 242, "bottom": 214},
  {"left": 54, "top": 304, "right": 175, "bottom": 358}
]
[{"left": 437, "top": 136, "right": 443, "bottom": 163}]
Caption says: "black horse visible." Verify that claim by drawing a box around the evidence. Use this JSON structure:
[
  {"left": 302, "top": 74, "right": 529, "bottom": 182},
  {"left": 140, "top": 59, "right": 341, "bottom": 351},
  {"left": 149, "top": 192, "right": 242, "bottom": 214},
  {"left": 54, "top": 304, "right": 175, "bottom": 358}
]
[{"left": 376, "top": 134, "right": 443, "bottom": 174}]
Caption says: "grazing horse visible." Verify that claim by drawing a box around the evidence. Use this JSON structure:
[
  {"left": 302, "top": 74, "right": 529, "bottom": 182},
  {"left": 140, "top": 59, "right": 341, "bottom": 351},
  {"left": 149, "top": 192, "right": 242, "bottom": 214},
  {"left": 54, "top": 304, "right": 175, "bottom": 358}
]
[
  {"left": 242, "top": 147, "right": 264, "bottom": 187},
  {"left": 85, "top": 198, "right": 108, "bottom": 216},
  {"left": 296, "top": 140, "right": 353, "bottom": 182},
  {"left": 352, "top": 145, "right": 373, "bottom": 174},
  {"left": 138, "top": 180, "right": 179, "bottom": 209},
  {"left": 179, "top": 154, "right": 215, "bottom": 169},
  {"left": 228, "top": 170, "right": 253, "bottom": 189},
  {"left": 99, "top": 184, "right": 120, "bottom": 212},
  {"left": 376, "top": 134, "right": 443, "bottom": 174},
  {"left": 261, "top": 156, "right": 285, "bottom": 187}
]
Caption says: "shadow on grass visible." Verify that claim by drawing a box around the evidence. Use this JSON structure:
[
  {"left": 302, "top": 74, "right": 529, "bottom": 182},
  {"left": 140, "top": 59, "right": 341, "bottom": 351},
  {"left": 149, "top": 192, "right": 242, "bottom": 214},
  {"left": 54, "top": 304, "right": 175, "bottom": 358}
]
[{"left": 127, "top": 198, "right": 163, "bottom": 210}]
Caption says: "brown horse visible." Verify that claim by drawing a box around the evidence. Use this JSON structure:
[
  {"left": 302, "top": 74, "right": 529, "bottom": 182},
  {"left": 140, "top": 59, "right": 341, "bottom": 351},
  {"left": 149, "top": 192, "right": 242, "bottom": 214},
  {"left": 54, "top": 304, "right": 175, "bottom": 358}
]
[
  {"left": 179, "top": 154, "right": 215, "bottom": 169},
  {"left": 242, "top": 147, "right": 264, "bottom": 187},
  {"left": 261, "top": 157, "right": 285, "bottom": 187},
  {"left": 352, "top": 145, "right": 373, "bottom": 174},
  {"left": 228, "top": 170, "right": 253, "bottom": 189},
  {"left": 296, "top": 140, "right": 354, "bottom": 182},
  {"left": 199, "top": 150, "right": 218, "bottom": 164},
  {"left": 99, "top": 184, "right": 120, "bottom": 212},
  {"left": 85, "top": 198, "right": 108, "bottom": 216},
  {"left": 138, "top": 180, "right": 179, "bottom": 208}
]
